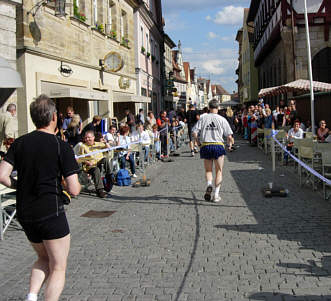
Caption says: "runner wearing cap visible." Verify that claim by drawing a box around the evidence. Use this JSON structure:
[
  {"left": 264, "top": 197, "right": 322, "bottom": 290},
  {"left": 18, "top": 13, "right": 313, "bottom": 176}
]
[{"left": 193, "top": 99, "right": 234, "bottom": 202}]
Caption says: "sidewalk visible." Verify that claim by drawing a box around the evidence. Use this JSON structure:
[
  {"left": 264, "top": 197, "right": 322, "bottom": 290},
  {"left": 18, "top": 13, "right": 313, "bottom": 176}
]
[{"left": 1, "top": 139, "right": 331, "bottom": 301}]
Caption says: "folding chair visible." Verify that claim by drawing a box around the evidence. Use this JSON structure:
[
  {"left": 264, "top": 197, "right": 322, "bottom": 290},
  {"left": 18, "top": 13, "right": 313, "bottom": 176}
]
[
  {"left": 0, "top": 185, "right": 19, "bottom": 240},
  {"left": 322, "top": 151, "right": 331, "bottom": 200}
]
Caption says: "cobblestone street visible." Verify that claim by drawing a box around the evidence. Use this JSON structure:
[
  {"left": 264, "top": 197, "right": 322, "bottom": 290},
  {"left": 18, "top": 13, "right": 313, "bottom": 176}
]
[{"left": 1, "top": 140, "right": 331, "bottom": 301}]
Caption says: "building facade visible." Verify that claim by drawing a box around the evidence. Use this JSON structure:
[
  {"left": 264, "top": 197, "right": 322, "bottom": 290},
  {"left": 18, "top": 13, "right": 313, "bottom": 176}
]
[
  {"left": 211, "top": 84, "right": 231, "bottom": 103},
  {"left": 134, "top": 0, "right": 163, "bottom": 116},
  {"left": 241, "top": 8, "right": 258, "bottom": 104},
  {"left": 16, "top": 0, "right": 141, "bottom": 134},
  {"left": 163, "top": 33, "right": 176, "bottom": 111},
  {"left": 247, "top": 0, "right": 331, "bottom": 106},
  {"left": 0, "top": 0, "right": 22, "bottom": 107},
  {"left": 236, "top": 27, "right": 244, "bottom": 104},
  {"left": 172, "top": 43, "right": 187, "bottom": 109}
]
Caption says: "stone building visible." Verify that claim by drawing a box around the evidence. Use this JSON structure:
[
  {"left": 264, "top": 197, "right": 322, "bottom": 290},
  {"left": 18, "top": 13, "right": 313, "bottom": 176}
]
[
  {"left": 247, "top": 0, "right": 331, "bottom": 107},
  {"left": 211, "top": 84, "right": 231, "bottom": 103},
  {"left": 240, "top": 8, "right": 258, "bottom": 104},
  {"left": 16, "top": 0, "right": 141, "bottom": 135},
  {"left": 0, "top": 0, "right": 22, "bottom": 107},
  {"left": 172, "top": 42, "right": 187, "bottom": 110},
  {"left": 163, "top": 33, "right": 176, "bottom": 111},
  {"left": 134, "top": 0, "right": 163, "bottom": 116},
  {"left": 235, "top": 27, "right": 243, "bottom": 104}
]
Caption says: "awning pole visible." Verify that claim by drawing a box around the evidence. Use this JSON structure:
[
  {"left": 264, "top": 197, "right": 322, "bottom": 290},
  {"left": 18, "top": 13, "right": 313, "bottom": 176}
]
[{"left": 304, "top": 0, "right": 316, "bottom": 135}]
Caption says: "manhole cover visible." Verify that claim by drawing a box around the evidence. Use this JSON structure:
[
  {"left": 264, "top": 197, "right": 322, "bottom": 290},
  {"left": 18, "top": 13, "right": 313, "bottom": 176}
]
[
  {"left": 112, "top": 229, "right": 124, "bottom": 233},
  {"left": 81, "top": 210, "right": 116, "bottom": 218}
]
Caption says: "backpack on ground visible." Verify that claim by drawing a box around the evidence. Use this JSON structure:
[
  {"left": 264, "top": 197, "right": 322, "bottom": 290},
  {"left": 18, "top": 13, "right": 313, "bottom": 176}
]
[
  {"left": 116, "top": 169, "right": 131, "bottom": 186},
  {"left": 102, "top": 173, "right": 115, "bottom": 192}
]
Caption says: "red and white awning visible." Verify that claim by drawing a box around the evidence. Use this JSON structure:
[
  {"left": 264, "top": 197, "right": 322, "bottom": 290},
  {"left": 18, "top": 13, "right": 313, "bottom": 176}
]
[{"left": 258, "top": 79, "right": 331, "bottom": 98}]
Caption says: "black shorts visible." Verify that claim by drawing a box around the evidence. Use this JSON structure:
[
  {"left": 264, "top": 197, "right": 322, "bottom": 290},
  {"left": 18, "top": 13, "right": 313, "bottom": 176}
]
[
  {"left": 188, "top": 124, "right": 195, "bottom": 142},
  {"left": 19, "top": 212, "right": 70, "bottom": 244}
]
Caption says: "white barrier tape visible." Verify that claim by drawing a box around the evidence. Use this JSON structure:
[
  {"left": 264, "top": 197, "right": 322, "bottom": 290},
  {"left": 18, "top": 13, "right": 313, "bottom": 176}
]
[
  {"left": 270, "top": 132, "right": 331, "bottom": 186},
  {"left": 75, "top": 140, "right": 142, "bottom": 159}
]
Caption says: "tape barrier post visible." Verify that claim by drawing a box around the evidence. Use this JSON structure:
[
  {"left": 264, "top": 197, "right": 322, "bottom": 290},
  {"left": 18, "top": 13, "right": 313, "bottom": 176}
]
[{"left": 271, "top": 130, "right": 276, "bottom": 173}]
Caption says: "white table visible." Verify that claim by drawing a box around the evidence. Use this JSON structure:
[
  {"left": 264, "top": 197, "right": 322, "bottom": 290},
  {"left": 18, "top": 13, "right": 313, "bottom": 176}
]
[{"left": 0, "top": 184, "right": 17, "bottom": 240}]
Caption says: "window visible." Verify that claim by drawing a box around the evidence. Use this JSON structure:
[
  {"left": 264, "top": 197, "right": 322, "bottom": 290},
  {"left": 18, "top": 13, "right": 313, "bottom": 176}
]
[
  {"left": 141, "top": 27, "right": 144, "bottom": 46},
  {"left": 150, "top": 37, "right": 154, "bottom": 56},
  {"left": 120, "top": 10, "right": 128, "bottom": 39},
  {"left": 93, "top": 0, "right": 97, "bottom": 25},
  {"left": 141, "top": 87, "right": 147, "bottom": 96},
  {"left": 146, "top": 33, "right": 149, "bottom": 53}
]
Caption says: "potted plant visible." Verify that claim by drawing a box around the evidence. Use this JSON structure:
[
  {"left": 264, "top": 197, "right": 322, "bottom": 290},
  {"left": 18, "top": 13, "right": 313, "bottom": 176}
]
[
  {"left": 151, "top": 55, "right": 156, "bottom": 62},
  {"left": 73, "top": 0, "right": 86, "bottom": 22},
  {"left": 141, "top": 46, "right": 145, "bottom": 54},
  {"left": 121, "top": 37, "right": 129, "bottom": 47},
  {"left": 146, "top": 52, "right": 151, "bottom": 58},
  {"left": 95, "top": 23, "right": 104, "bottom": 34},
  {"left": 109, "top": 30, "right": 117, "bottom": 39}
]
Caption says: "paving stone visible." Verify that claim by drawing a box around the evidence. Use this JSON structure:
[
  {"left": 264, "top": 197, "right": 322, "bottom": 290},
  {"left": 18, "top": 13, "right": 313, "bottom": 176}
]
[{"left": 1, "top": 139, "right": 331, "bottom": 300}]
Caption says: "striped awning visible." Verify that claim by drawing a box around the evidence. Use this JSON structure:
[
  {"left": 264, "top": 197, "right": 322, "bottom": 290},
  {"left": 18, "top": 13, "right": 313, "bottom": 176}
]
[{"left": 258, "top": 79, "right": 331, "bottom": 98}]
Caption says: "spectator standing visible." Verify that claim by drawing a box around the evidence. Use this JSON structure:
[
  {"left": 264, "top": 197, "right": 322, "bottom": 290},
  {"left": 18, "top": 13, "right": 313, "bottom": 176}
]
[
  {"left": 146, "top": 111, "right": 156, "bottom": 126},
  {"left": 124, "top": 109, "right": 136, "bottom": 132},
  {"left": 276, "top": 107, "right": 285, "bottom": 128},
  {"left": 0, "top": 103, "right": 18, "bottom": 153},
  {"left": 168, "top": 107, "right": 176, "bottom": 122},
  {"left": 264, "top": 108, "right": 273, "bottom": 129},
  {"left": 288, "top": 100, "right": 298, "bottom": 126},
  {"left": 156, "top": 110, "right": 169, "bottom": 157},
  {"left": 62, "top": 106, "right": 82, "bottom": 134},
  {"left": 137, "top": 108, "right": 145, "bottom": 125},
  {"left": 151, "top": 124, "right": 161, "bottom": 159},
  {"left": 0, "top": 95, "right": 81, "bottom": 301},
  {"left": 81, "top": 115, "right": 102, "bottom": 138},
  {"left": 177, "top": 106, "right": 187, "bottom": 122},
  {"left": 64, "top": 114, "right": 81, "bottom": 147}
]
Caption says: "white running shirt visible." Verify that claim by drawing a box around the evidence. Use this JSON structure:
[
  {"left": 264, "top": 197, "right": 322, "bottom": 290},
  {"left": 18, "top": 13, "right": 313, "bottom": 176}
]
[{"left": 193, "top": 113, "right": 233, "bottom": 143}]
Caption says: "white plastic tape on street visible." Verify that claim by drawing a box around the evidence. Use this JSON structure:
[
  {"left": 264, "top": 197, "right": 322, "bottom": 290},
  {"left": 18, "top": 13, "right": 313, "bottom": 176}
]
[
  {"left": 269, "top": 130, "right": 331, "bottom": 186},
  {"left": 75, "top": 140, "right": 142, "bottom": 159}
]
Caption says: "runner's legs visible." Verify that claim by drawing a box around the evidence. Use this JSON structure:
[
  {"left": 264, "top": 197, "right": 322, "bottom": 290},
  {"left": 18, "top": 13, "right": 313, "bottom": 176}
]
[
  {"left": 29, "top": 242, "right": 50, "bottom": 295},
  {"left": 204, "top": 159, "right": 213, "bottom": 183},
  {"left": 43, "top": 234, "right": 71, "bottom": 301},
  {"left": 214, "top": 155, "right": 225, "bottom": 187}
]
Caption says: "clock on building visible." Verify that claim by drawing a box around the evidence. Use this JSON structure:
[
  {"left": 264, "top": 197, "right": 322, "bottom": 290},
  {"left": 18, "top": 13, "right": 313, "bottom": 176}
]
[{"left": 103, "top": 52, "right": 123, "bottom": 72}]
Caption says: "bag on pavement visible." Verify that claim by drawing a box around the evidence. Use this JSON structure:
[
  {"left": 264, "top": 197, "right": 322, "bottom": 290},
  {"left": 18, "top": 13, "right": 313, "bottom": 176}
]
[
  {"left": 103, "top": 173, "right": 115, "bottom": 192},
  {"left": 116, "top": 169, "right": 131, "bottom": 186}
]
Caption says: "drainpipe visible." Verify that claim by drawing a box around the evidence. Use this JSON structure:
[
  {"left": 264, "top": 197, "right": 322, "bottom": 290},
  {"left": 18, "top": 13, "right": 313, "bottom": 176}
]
[{"left": 290, "top": 0, "right": 297, "bottom": 80}]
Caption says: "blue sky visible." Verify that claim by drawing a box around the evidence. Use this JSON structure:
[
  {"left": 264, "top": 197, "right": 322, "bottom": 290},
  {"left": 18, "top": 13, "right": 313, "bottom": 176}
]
[{"left": 161, "top": 0, "right": 251, "bottom": 94}]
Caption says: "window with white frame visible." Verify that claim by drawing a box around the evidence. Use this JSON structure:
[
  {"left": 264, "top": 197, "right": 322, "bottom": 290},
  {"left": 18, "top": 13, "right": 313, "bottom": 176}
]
[
  {"left": 120, "top": 10, "right": 128, "bottom": 39},
  {"left": 146, "top": 33, "right": 149, "bottom": 53},
  {"left": 93, "top": 0, "right": 97, "bottom": 25}
]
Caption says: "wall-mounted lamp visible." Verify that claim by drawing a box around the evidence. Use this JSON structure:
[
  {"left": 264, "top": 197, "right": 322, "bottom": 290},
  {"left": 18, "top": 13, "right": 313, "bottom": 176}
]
[{"left": 27, "top": 0, "right": 67, "bottom": 18}]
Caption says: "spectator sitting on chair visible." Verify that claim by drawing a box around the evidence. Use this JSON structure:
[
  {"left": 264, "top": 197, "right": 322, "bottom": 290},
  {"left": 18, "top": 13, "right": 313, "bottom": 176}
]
[
  {"left": 117, "top": 125, "right": 137, "bottom": 178},
  {"left": 284, "top": 120, "right": 304, "bottom": 165},
  {"left": 104, "top": 125, "right": 118, "bottom": 146},
  {"left": 77, "top": 130, "right": 112, "bottom": 198},
  {"left": 136, "top": 123, "right": 151, "bottom": 162},
  {"left": 317, "top": 120, "right": 329, "bottom": 142}
]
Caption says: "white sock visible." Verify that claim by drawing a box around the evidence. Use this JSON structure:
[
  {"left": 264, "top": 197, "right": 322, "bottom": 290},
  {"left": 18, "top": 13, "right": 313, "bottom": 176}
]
[
  {"left": 207, "top": 181, "right": 212, "bottom": 187},
  {"left": 26, "top": 293, "right": 38, "bottom": 301},
  {"left": 215, "top": 185, "right": 221, "bottom": 196}
]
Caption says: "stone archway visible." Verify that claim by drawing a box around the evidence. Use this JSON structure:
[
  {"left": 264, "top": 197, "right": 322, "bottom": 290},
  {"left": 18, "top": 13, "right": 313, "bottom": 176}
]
[{"left": 312, "top": 47, "right": 331, "bottom": 83}]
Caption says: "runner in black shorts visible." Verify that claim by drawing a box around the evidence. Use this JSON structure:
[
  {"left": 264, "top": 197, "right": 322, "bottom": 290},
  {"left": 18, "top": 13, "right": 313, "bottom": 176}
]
[
  {"left": 186, "top": 104, "right": 199, "bottom": 157},
  {"left": 0, "top": 94, "right": 81, "bottom": 301}
]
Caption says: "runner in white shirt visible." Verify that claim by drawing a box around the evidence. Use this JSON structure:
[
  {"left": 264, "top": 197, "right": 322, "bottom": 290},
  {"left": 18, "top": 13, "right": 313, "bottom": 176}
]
[{"left": 193, "top": 99, "right": 234, "bottom": 202}]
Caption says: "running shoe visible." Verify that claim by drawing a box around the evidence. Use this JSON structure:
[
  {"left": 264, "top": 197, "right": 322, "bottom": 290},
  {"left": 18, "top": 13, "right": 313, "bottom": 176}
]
[
  {"left": 191, "top": 151, "right": 195, "bottom": 157},
  {"left": 194, "top": 147, "right": 199, "bottom": 153},
  {"left": 213, "top": 195, "right": 221, "bottom": 203},
  {"left": 204, "top": 185, "right": 213, "bottom": 202}
]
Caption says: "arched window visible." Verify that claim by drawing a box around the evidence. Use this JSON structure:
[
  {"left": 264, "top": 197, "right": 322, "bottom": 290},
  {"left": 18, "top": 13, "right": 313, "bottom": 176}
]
[{"left": 313, "top": 47, "right": 331, "bottom": 83}]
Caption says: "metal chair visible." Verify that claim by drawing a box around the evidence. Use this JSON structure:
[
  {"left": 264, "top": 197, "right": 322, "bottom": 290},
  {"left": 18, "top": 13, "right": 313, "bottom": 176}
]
[
  {"left": 298, "top": 146, "right": 315, "bottom": 190},
  {"left": 257, "top": 128, "right": 264, "bottom": 151},
  {"left": 0, "top": 186, "right": 19, "bottom": 240},
  {"left": 322, "top": 151, "right": 331, "bottom": 200}
]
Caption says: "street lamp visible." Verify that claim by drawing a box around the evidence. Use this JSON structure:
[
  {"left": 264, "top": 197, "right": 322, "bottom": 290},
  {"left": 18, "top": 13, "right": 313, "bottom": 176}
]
[{"left": 303, "top": 0, "right": 315, "bottom": 135}]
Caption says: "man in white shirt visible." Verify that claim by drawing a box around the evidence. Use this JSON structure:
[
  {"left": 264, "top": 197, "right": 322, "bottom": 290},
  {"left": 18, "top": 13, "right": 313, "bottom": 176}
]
[
  {"left": 285, "top": 120, "right": 304, "bottom": 164},
  {"left": 193, "top": 99, "right": 233, "bottom": 203}
]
